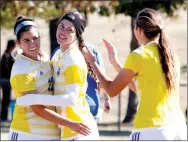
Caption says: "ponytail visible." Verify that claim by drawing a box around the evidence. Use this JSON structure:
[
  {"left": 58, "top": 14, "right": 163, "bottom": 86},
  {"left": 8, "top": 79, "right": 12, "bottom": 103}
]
[
  {"left": 78, "top": 36, "right": 100, "bottom": 89},
  {"left": 158, "top": 30, "right": 177, "bottom": 91}
]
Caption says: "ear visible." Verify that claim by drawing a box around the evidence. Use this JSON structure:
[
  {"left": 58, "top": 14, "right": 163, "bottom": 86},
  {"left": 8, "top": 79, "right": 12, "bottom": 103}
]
[
  {"left": 138, "top": 27, "right": 145, "bottom": 39},
  {"left": 16, "top": 40, "right": 20, "bottom": 45},
  {"left": 137, "top": 27, "right": 143, "bottom": 35}
]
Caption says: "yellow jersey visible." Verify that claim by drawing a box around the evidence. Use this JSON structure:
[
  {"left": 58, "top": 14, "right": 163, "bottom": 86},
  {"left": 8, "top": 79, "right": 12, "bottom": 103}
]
[
  {"left": 52, "top": 47, "right": 97, "bottom": 140},
  {"left": 10, "top": 53, "right": 60, "bottom": 138},
  {"left": 124, "top": 41, "right": 186, "bottom": 128}
]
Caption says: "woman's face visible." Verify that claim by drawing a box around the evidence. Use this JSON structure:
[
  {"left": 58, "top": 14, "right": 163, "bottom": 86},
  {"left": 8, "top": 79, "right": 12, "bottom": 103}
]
[
  {"left": 56, "top": 19, "right": 77, "bottom": 46},
  {"left": 17, "top": 27, "right": 40, "bottom": 60}
]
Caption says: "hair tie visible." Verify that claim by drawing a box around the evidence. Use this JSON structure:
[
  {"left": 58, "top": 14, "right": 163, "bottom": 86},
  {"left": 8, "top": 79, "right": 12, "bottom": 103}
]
[{"left": 15, "top": 21, "right": 37, "bottom": 36}]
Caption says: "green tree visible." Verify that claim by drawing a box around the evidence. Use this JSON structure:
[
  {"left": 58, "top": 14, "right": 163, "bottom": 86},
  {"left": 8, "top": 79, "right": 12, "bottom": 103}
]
[
  {"left": 97, "top": 0, "right": 187, "bottom": 123},
  {"left": 0, "top": 0, "right": 97, "bottom": 29}
]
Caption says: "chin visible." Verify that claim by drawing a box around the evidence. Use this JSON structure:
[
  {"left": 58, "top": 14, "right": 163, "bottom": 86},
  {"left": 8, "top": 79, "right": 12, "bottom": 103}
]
[
  {"left": 57, "top": 39, "right": 65, "bottom": 45},
  {"left": 57, "top": 38, "right": 61, "bottom": 43}
]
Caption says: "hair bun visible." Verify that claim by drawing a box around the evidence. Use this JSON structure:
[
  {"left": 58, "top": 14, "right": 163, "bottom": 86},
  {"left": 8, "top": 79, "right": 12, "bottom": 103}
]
[{"left": 16, "top": 15, "right": 27, "bottom": 22}]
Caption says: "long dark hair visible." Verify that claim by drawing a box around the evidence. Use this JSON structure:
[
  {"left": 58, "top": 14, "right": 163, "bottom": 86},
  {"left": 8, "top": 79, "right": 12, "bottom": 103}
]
[
  {"left": 78, "top": 35, "right": 99, "bottom": 88},
  {"left": 73, "top": 11, "right": 100, "bottom": 89},
  {"left": 135, "top": 8, "right": 177, "bottom": 92}
]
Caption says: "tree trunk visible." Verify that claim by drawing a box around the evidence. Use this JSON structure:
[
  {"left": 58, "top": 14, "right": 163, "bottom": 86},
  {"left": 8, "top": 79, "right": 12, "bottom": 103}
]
[{"left": 122, "top": 17, "right": 139, "bottom": 123}]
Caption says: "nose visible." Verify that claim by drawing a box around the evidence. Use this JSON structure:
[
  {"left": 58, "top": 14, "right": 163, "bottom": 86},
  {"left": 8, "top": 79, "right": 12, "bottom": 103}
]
[
  {"left": 60, "top": 29, "right": 66, "bottom": 34},
  {"left": 30, "top": 39, "right": 37, "bottom": 44},
  {"left": 28, "top": 40, "right": 36, "bottom": 46},
  {"left": 30, "top": 39, "right": 34, "bottom": 43},
  {"left": 58, "top": 27, "right": 67, "bottom": 34}
]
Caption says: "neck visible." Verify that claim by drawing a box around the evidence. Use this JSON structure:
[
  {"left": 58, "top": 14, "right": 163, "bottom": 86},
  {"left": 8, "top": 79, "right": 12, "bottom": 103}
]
[
  {"left": 140, "top": 37, "right": 159, "bottom": 45},
  {"left": 23, "top": 53, "right": 41, "bottom": 61},
  {"left": 60, "top": 40, "right": 78, "bottom": 52}
]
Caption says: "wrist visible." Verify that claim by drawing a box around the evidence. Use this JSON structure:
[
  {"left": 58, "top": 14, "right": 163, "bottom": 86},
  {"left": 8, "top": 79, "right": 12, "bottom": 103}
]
[
  {"left": 62, "top": 119, "right": 72, "bottom": 127},
  {"left": 111, "top": 60, "right": 117, "bottom": 67},
  {"left": 105, "top": 98, "right": 110, "bottom": 101},
  {"left": 111, "top": 58, "right": 119, "bottom": 65}
]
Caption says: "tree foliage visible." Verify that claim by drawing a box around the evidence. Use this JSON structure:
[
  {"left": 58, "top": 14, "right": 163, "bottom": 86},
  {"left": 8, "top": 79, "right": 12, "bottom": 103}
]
[
  {"left": 1, "top": 0, "right": 97, "bottom": 29},
  {"left": 1, "top": 0, "right": 187, "bottom": 29},
  {"left": 98, "top": 0, "right": 187, "bottom": 18}
]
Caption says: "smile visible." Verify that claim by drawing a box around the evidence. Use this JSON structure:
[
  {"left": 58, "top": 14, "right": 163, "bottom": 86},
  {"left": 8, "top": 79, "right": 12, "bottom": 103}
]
[
  {"left": 30, "top": 47, "right": 37, "bottom": 51},
  {"left": 59, "top": 34, "right": 66, "bottom": 40}
]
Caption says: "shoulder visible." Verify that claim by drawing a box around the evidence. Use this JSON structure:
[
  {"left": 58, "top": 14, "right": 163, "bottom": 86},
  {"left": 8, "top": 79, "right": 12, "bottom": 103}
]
[
  {"left": 51, "top": 49, "right": 61, "bottom": 61},
  {"left": 11, "top": 56, "right": 30, "bottom": 77},
  {"left": 127, "top": 46, "right": 143, "bottom": 61},
  {"left": 40, "top": 51, "right": 50, "bottom": 62},
  {"left": 132, "top": 46, "right": 143, "bottom": 56},
  {"left": 53, "top": 49, "right": 61, "bottom": 57}
]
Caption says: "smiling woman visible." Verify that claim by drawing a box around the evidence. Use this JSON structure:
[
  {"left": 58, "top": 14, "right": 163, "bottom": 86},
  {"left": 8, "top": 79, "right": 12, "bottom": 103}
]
[
  {"left": 52, "top": 11, "right": 100, "bottom": 140},
  {"left": 9, "top": 16, "right": 61, "bottom": 141},
  {"left": 9, "top": 15, "right": 91, "bottom": 141},
  {"left": 14, "top": 16, "right": 41, "bottom": 61},
  {"left": 14, "top": 11, "right": 100, "bottom": 141}
]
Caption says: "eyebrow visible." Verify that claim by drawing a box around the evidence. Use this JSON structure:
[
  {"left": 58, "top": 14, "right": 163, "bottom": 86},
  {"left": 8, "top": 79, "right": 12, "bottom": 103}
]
[
  {"left": 22, "top": 36, "right": 39, "bottom": 41},
  {"left": 60, "top": 23, "right": 74, "bottom": 29}
]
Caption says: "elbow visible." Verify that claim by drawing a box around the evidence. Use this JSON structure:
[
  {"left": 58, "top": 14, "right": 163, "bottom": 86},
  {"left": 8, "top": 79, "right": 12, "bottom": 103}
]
[
  {"left": 107, "top": 84, "right": 119, "bottom": 98},
  {"left": 106, "top": 81, "right": 123, "bottom": 98},
  {"left": 108, "top": 91, "right": 119, "bottom": 98}
]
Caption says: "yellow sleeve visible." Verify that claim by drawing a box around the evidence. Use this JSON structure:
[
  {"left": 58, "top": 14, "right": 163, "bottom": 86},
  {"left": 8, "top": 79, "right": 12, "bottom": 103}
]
[
  {"left": 64, "top": 65, "right": 87, "bottom": 85},
  {"left": 124, "top": 52, "right": 142, "bottom": 74},
  {"left": 11, "top": 74, "right": 36, "bottom": 93}
]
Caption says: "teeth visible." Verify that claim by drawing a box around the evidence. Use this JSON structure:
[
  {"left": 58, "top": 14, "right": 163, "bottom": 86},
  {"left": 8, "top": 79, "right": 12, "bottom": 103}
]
[{"left": 30, "top": 47, "right": 37, "bottom": 51}]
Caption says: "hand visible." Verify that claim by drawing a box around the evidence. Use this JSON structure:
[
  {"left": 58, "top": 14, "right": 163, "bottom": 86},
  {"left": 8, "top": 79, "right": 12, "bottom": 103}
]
[
  {"left": 104, "top": 99, "right": 112, "bottom": 113},
  {"left": 103, "top": 39, "right": 118, "bottom": 65},
  {"left": 82, "top": 45, "right": 97, "bottom": 65},
  {"left": 68, "top": 121, "right": 91, "bottom": 136}
]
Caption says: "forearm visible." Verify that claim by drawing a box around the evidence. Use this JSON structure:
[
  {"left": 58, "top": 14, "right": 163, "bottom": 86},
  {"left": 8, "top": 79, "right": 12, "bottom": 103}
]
[
  {"left": 111, "top": 59, "right": 123, "bottom": 73},
  {"left": 112, "top": 60, "right": 136, "bottom": 93},
  {"left": 91, "top": 61, "right": 136, "bottom": 97},
  {"left": 16, "top": 93, "right": 77, "bottom": 107},
  {"left": 31, "top": 105, "right": 71, "bottom": 127}
]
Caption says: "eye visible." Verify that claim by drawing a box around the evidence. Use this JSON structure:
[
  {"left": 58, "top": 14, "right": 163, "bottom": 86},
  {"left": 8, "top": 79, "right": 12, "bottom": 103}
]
[
  {"left": 23, "top": 39, "right": 29, "bottom": 43},
  {"left": 68, "top": 29, "right": 73, "bottom": 32},
  {"left": 33, "top": 36, "right": 38, "bottom": 40},
  {"left": 61, "top": 24, "right": 64, "bottom": 29},
  {"left": 67, "top": 27, "right": 74, "bottom": 33},
  {"left": 33, "top": 37, "right": 38, "bottom": 40}
]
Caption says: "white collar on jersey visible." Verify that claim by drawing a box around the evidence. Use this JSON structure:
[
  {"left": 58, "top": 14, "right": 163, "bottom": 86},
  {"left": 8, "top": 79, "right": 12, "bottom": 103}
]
[
  {"left": 145, "top": 39, "right": 159, "bottom": 46},
  {"left": 58, "top": 46, "right": 79, "bottom": 59}
]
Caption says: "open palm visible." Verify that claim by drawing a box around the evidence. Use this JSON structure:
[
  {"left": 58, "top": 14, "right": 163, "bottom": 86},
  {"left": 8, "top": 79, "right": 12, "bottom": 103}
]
[{"left": 103, "top": 39, "right": 118, "bottom": 64}]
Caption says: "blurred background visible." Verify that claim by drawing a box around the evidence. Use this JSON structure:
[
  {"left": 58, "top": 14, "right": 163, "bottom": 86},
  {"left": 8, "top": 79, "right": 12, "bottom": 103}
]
[{"left": 0, "top": 0, "right": 187, "bottom": 140}]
